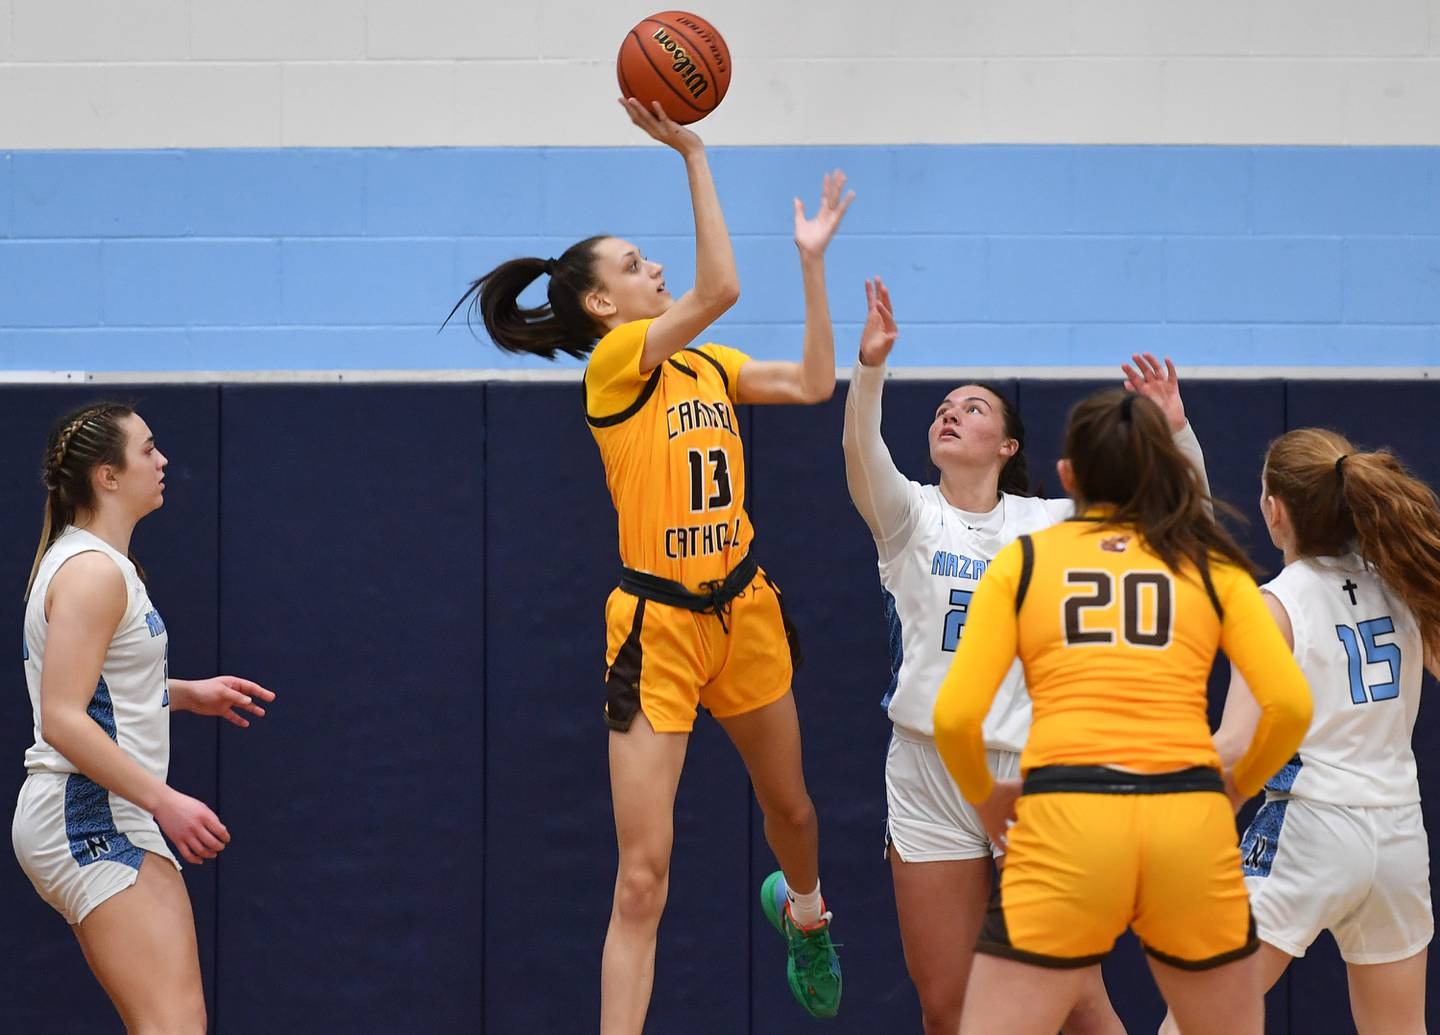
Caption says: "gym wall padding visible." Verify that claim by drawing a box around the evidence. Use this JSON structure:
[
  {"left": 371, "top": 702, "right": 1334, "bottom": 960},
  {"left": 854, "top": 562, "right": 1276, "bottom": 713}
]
[
  {"left": 0, "top": 377, "right": 1434, "bottom": 1034},
  {"left": 213, "top": 385, "right": 487, "bottom": 1033}
]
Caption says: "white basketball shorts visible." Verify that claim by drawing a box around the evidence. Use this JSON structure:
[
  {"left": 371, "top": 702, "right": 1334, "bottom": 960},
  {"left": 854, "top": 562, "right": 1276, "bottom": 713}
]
[
  {"left": 1241, "top": 796, "right": 1432, "bottom": 965},
  {"left": 885, "top": 725, "right": 1019, "bottom": 863},
  {"left": 13, "top": 771, "right": 180, "bottom": 925}
]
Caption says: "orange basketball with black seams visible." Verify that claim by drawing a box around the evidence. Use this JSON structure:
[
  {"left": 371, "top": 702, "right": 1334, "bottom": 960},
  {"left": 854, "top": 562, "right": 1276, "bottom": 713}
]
[{"left": 617, "top": 11, "right": 732, "bottom": 125}]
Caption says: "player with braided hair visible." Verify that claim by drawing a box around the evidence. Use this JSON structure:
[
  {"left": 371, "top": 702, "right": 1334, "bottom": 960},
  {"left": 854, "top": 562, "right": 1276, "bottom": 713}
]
[{"left": 13, "top": 402, "right": 276, "bottom": 1033}]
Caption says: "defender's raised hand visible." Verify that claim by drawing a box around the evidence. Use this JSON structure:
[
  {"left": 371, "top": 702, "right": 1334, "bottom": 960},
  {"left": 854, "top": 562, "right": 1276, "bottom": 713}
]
[
  {"left": 859, "top": 277, "right": 897, "bottom": 368},
  {"left": 1122, "top": 352, "right": 1188, "bottom": 433},
  {"left": 795, "top": 169, "right": 855, "bottom": 259}
]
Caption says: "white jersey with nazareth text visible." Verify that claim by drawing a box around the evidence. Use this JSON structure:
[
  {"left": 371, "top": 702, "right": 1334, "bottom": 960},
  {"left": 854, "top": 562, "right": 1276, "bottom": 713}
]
[
  {"left": 1263, "top": 553, "right": 1421, "bottom": 807},
  {"left": 23, "top": 527, "right": 171, "bottom": 787},
  {"left": 880, "top": 490, "right": 1072, "bottom": 747}
]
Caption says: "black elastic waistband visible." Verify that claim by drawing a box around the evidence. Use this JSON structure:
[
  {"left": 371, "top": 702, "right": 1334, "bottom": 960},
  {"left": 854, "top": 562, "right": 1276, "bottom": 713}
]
[
  {"left": 619, "top": 552, "right": 758, "bottom": 618},
  {"left": 1023, "top": 765, "right": 1223, "bottom": 796}
]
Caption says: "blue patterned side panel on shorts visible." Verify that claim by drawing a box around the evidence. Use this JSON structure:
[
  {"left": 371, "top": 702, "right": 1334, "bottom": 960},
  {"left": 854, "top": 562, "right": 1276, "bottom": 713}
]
[
  {"left": 1265, "top": 752, "right": 1303, "bottom": 794},
  {"left": 1240, "top": 799, "right": 1290, "bottom": 879},
  {"left": 63, "top": 676, "right": 146, "bottom": 870}
]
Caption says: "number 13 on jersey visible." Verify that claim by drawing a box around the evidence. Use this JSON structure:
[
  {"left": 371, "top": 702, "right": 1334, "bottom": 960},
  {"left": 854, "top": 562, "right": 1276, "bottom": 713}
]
[{"left": 687, "top": 447, "right": 732, "bottom": 512}]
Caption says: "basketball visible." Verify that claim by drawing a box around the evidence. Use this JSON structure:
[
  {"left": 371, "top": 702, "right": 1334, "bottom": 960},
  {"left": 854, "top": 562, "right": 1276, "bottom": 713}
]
[{"left": 617, "top": 11, "right": 731, "bottom": 125}]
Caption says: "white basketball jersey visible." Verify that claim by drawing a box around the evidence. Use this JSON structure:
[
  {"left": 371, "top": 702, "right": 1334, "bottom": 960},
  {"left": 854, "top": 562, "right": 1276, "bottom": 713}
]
[
  {"left": 880, "top": 489, "right": 1072, "bottom": 748},
  {"left": 23, "top": 528, "right": 171, "bottom": 794},
  {"left": 1262, "top": 553, "right": 1421, "bottom": 807}
]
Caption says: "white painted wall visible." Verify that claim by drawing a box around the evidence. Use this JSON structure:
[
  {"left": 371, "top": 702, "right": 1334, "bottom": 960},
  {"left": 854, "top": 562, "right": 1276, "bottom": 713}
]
[{"left": 0, "top": 0, "right": 1438, "bottom": 146}]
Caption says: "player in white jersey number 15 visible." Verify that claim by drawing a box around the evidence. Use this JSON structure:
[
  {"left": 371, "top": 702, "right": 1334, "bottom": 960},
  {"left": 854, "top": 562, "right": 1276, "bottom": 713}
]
[{"left": 1161, "top": 427, "right": 1440, "bottom": 1035}]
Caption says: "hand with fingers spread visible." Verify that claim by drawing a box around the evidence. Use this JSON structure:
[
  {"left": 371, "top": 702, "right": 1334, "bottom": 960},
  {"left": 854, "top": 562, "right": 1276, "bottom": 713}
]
[
  {"left": 1122, "top": 352, "right": 1188, "bottom": 433},
  {"left": 859, "top": 277, "right": 897, "bottom": 367},
  {"left": 153, "top": 788, "right": 230, "bottom": 866},
  {"left": 173, "top": 675, "right": 276, "bottom": 729},
  {"left": 795, "top": 169, "right": 855, "bottom": 260},
  {"left": 619, "top": 97, "right": 703, "bottom": 157}
]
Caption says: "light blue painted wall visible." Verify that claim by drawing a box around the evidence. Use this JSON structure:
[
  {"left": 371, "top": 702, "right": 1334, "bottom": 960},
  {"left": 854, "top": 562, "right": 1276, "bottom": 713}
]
[{"left": 2, "top": 146, "right": 1438, "bottom": 370}]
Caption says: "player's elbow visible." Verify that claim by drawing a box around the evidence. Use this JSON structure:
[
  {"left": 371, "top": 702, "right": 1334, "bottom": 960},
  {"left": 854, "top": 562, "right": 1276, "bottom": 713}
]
[
  {"left": 37, "top": 704, "right": 80, "bottom": 757},
  {"left": 931, "top": 698, "right": 971, "bottom": 747},
  {"left": 1268, "top": 684, "right": 1314, "bottom": 752},
  {"left": 1280, "top": 685, "right": 1314, "bottom": 738},
  {"left": 698, "top": 280, "right": 740, "bottom": 312},
  {"left": 801, "top": 374, "right": 835, "bottom": 405}
]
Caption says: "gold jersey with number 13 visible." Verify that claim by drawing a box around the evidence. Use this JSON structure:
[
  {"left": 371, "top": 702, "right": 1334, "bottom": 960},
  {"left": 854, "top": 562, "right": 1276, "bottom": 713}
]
[{"left": 584, "top": 318, "right": 754, "bottom": 593}]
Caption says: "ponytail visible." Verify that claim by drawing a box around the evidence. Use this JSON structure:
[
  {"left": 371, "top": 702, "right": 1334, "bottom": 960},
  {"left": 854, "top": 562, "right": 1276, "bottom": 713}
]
[
  {"left": 1265, "top": 428, "right": 1440, "bottom": 661},
  {"left": 444, "top": 236, "right": 609, "bottom": 361},
  {"left": 1065, "top": 388, "right": 1254, "bottom": 576}
]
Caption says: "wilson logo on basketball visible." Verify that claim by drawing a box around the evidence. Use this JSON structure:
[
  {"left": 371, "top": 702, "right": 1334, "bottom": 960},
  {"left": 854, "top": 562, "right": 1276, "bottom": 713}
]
[
  {"left": 651, "top": 28, "right": 710, "bottom": 99},
  {"left": 671, "top": 17, "right": 729, "bottom": 72}
]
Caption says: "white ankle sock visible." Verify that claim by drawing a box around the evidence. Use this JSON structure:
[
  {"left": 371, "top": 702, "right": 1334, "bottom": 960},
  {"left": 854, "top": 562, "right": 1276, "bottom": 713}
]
[{"left": 787, "top": 880, "right": 824, "bottom": 928}]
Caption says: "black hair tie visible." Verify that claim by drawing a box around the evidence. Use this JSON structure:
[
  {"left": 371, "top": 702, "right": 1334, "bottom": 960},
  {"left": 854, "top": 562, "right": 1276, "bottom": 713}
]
[
  {"left": 542, "top": 257, "right": 557, "bottom": 275},
  {"left": 1335, "top": 454, "right": 1350, "bottom": 479}
]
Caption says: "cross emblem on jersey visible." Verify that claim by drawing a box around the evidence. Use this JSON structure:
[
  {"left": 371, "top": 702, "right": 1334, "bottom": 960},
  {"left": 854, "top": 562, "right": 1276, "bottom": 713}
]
[{"left": 1341, "top": 579, "right": 1358, "bottom": 606}]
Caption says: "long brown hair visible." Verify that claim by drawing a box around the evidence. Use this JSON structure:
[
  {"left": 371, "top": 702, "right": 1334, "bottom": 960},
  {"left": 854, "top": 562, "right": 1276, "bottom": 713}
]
[
  {"left": 1265, "top": 428, "right": 1440, "bottom": 660},
  {"left": 26, "top": 402, "right": 139, "bottom": 599},
  {"left": 443, "top": 235, "right": 609, "bottom": 360},
  {"left": 1065, "top": 388, "right": 1255, "bottom": 576}
]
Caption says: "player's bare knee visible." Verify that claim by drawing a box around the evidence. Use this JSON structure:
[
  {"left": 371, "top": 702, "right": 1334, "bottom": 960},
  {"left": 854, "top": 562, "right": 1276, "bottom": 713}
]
[
  {"left": 613, "top": 863, "right": 668, "bottom": 926},
  {"left": 762, "top": 793, "right": 816, "bottom": 835}
]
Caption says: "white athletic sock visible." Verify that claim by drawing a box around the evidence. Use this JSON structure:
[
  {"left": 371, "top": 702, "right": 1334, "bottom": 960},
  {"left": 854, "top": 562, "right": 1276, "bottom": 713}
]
[{"left": 787, "top": 880, "right": 824, "bottom": 928}]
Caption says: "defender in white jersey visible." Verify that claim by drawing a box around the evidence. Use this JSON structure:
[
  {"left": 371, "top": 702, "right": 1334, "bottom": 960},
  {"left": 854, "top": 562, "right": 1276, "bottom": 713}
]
[
  {"left": 842, "top": 280, "right": 1211, "bottom": 1035},
  {"left": 1160, "top": 427, "right": 1440, "bottom": 1035},
  {"left": 12, "top": 403, "right": 274, "bottom": 1034}
]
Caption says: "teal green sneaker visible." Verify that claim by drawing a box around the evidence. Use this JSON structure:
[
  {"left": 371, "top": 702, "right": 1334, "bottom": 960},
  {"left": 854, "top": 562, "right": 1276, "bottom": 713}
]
[{"left": 760, "top": 870, "right": 842, "bottom": 1019}]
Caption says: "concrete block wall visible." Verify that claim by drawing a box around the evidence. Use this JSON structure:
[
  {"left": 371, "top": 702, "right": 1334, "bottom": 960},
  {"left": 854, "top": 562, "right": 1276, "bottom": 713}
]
[{"left": 2, "top": 145, "right": 1439, "bottom": 371}]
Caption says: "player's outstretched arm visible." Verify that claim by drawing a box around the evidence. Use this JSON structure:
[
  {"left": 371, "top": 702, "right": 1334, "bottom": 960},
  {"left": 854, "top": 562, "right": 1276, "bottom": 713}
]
[
  {"left": 622, "top": 97, "right": 740, "bottom": 372},
  {"left": 1123, "top": 352, "right": 1215, "bottom": 511},
  {"left": 843, "top": 277, "right": 915, "bottom": 553},
  {"left": 737, "top": 170, "right": 854, "bottom": 404}
]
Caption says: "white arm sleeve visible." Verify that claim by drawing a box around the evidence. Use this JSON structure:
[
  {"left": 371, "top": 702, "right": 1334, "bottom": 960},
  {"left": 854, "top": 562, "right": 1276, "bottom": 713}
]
[
  {"left": 843, "top": 360, "right": 920, "bottom": 564},
  {"left": 1173, "top": 421, "right": 1214, "bottom": 516}
]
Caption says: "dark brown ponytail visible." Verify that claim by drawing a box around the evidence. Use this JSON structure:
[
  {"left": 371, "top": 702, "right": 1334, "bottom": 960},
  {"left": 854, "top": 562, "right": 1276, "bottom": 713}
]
[
  {"left": 444, "top": 236, "right": 609, "bottom": 360},
  {"left": 1065, "top": 388, "right": 1255, "bottom": 576}
]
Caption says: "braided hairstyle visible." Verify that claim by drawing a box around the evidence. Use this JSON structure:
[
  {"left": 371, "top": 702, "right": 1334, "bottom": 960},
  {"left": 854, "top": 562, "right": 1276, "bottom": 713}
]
[{"left": 26, "top": 402, "right": 139, "bottom": 599}]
